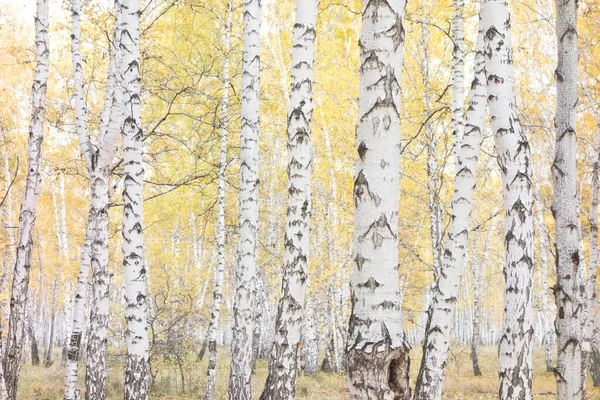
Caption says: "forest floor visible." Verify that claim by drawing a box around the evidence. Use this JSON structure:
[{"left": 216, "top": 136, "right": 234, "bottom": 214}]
[{"left": 18, "top": 346, "right": 600, "bottom": 399}]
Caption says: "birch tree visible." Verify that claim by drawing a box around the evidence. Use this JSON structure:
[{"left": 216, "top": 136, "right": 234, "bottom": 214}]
[
  {"left": 534, "top": 179, "right": 554, "bottom": 372},
  {"left": 3, "top": 0, "right": 49, "bottom": 398},
  {"left": 229, "top": 0, "right": 261, "bottom": 398},
  {"left": 551, "top": 0, "right": 582, "bottom": 397},
  {"left": 259, "top": 1, "right": 317, "bottom": 398},
  {"left": 414, "top": 17, "right": 487, "bottom": 400},
  {"left": 204, "top": 2, "right": 232, "bottom": 399},
  {"left": 121, "top": 0, "right": 149, "bottom": 398},
  {"left": 582, "top": 95, "right": 600, "bottom": 394},
  {"left": 346, "top": 0, "right": 411, "bottom": 398},
  {"left": 64, "top": 0, "right": 122, "bottom": 398},
  {"left": 481, "top": 0, "right": 535, "bottom": 397}
]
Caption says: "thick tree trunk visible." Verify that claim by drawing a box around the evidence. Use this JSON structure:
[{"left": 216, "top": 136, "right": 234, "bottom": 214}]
[
  {"left": 551, "top": 0, "right": 582, "bottom": 398},
  {"left": 481, "top": 0, "right": 535, "bottom": 398},
  {"left": 120, "top": 0, "right": 149, "bottom": 399},
  {"left": 414, "top": 17, "right": 487, "bottom": 400},
  {"left": 204, "top": 3, "right": 232, "bottom": 400},
  {"left": 259, "top": 2, "right": 317, "bottom": 399},
  {"left": 346, "top": 1, "right": 410, "bottom": 399},
  {"left": 3, "top": 1, "right": 49, "bottom": 398},
  {"left": 228, "top": 0, "right": 261, "bottom": 398}
]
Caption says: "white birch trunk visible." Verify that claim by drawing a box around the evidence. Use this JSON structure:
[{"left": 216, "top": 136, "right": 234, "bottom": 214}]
[
  {"left": 303, "top": 298, "right": 319, "bottom": 376},
  {"left": 346, "top": 1, "right": 410, "bottom": 399},
  {"left": 582, "top": 106, "right": 600, "bottom": 394},
  {"left": 229, "top": 0, "right": 261, "bottom": 398},
  {"left": 120, "top": 0, "right": 148, "bottom": 398},
  {"left": 64, "top": 215, "right": 93, "bottom": 400},
  {"left": 259, "top": 2, "right": 317, "bottom": 398},
  {"left": 534, "top": 179, "right": 554, "bottom": 372},
  {"left": 552, "top": 0, "right": 582, "bottom": 398},
  {"left": 3, "top": 1, "right": 49, "bottom": 398},
  {"left": 422, "top": 20, "right": 443, "bottom": 284},
  {"left": 470, "top": 232, "right": 482, "bottom": 376},
  {"left": 481, "top": 0, "right": 535, "bottom": 397},
  {"left": 204, "top": 2, "right": 232, "bottom": 399},
  {"left": 450, "top": 0, "right": 465, "bottom": 151},
  {"left": 67, "top": 1, "right": 123, "bottom": 398},
  {"left": 414, "top": 18, "right": 487, "bottom": 400}
]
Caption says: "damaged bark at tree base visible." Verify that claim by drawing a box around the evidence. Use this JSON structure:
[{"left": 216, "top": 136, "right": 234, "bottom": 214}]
[{"left": 347, "top": 345, "right": 411, "bottom": 400}]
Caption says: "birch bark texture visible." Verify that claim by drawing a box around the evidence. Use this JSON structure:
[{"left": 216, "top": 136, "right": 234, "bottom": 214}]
[
  {"left": 552, "top": 0, "right": 582, "bottom": 398},
  {"left": 228, "top": 0, "right": 261, "bottom": 399},
  {"left": 259, "top": 1, "right": 317, "bottom": 398},
  {"left": 414, "top": 18, "right": 487, "bottom": 400},
  {"left": 120, "top": 0, "right": 149, "bottom": 398},
  {"left": 346, "top": 1, "right": 410, "bottom": 399},
  {"left": 481, "top": 0, "right": 535, "bottom": 398},
  {"left": 204, "top": 2, "right": 231, "bottom": 399},
  {"left": 3, "top": 0, "right": 49, "bottom": 399}
]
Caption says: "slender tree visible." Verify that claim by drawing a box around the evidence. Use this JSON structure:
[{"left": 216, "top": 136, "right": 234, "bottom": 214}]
[
  {"left": 204, "top": 2, "right": 232, "bottom": 399},
  {"left": 552, "top": 0, "right": 582, "bottom": 398},
  {"left": 414, "top": 15, "right": 487, "bottom": 400},
  {"left": 65, "top": 1, "right": 123, "bottom": 399},
  {"left": 3, "top": 0, "right": 49, "bottom": 398},
  {"left": 582, "top": 92, "right": 600, "bottom": 393},
  {"left": 481, "top": 0, "right": 535, "bottom": 398},
  {"left": 534, "top": 179, "right": 554, "bottom": 373},
  {"left": 346, "top": 0, "right": 410, "bottom": 398},
  {"left": 229, "top": 0, "right": 261, "bottom": 398},
  {"left": 121, "top": 0, "right": 149, "bottom": 398},
  {"left": 259, "top": 1, "right": 317, "bottom": 398}
]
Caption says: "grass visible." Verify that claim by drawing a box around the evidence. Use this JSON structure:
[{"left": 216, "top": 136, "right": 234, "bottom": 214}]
[{"left": 17, "top": 346, "right": 600, "bottom": 399}]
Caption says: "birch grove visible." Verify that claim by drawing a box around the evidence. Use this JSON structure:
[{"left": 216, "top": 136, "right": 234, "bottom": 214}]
[{"left": 0, "top": 0, "right": 598, "bottom": 399}]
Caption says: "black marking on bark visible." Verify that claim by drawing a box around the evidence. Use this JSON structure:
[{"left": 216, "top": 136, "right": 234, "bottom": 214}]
[
  {"left": 358, "top": 141, "right": 368, "bottom": 160},
  {"left": 358, "top": 277, "right": 381, "bottom": 293},
  {"left": 355, "top": 253, "right": 367, "bottom": 271}
]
